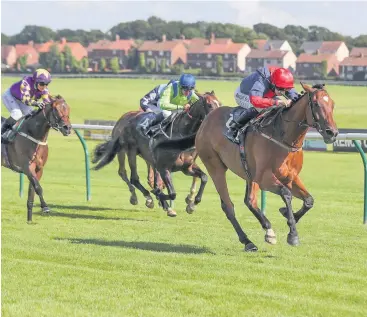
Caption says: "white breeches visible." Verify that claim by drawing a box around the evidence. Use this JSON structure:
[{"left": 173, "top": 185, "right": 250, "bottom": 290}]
[{"left": 2, "top": 88, "right": 32, "bottom": 120}]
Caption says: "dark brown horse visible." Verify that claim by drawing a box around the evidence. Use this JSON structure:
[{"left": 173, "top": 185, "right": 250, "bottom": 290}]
[
  {"left": 196, "top": 83, "right": 338, "bottom": 252},
  {"left": 92, "top": 92, "right": 221, "bottom": 216},
  {"left": 1, "top": 96, "right": 72, "bottom": 222}
]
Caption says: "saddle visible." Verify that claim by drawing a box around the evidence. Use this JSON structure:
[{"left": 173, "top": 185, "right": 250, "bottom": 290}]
[{"left": 140, "top": 111, "right": 180, "bottom": 140}]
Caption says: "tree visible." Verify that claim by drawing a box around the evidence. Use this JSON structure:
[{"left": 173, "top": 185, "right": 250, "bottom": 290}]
[
  {"left": 100, "top": 58, "right": 107, "bottom": 72},
  {"left": 321, "top": 60, "right": 328, "bottom": 78},
  {"left": 80, "top": 57, "right": 89, "bottom": 73},
  {"left": 17, "top": 55, "right": 28, "bottom": 71},
  {"left": 59, "top": 53, "right": 65, "bottom": 72},
  {"left": 160, "top": 58, "right": 167, "bottom": 73},
  {"left": 63, "top": 46, "right": 74, "bottom": 72},
  {"left": 8, "top": 25, "right": 55, "bottom": 44},
  {"left": 110, "top": 57, "right": 120, "bottom": 73},
  {"left": 138, "top": 52, "right": 146, "bottom": 72},
  {"left": 216, "top": 55, "right": 223, "bottom": 75},
  {"left": 1, "top": 33, "right": 9, "bottom": 45}
]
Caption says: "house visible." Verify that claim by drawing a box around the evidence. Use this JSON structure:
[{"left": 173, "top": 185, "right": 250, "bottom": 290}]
[
  {"left": 339, "top": 57, "right": 367, "bottom": 80},
  {"left": 253, "top": 39, "right": 267, "bottom": 50},
  {"left": 14, "top": 41, "right": 39, "bottom": 66},
  {"left": 350, "top": 47, "right": 367, "bottom": 58},
  {"left": 35, "top": 38, "right": 88, "bottom": 61},
  {"left": 246, "top": 50, "right": 297, "bottom": 73},
  {"left": 263, "top": 40, "right": 293, "bottom": 52},
  {"left": 296, "top": 53, "right": 339, "bottom": 78},
  {"left": 299, "top": 41, "right": 349, "bottom": 62},
  {"left": 137, "top": 35, "right": 188, "bottom": 70},
  {"left": 1, "top": 45, "right": 17, "bottom": 68},
  {"left": 186, "top": 37, "right": 251, "bottom": 72},
  {"left": 88, "top": 35, "right": 135, "bottom": 70}
]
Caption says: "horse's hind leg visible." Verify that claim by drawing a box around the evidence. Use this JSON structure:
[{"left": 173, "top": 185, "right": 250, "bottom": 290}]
[
  {"left": 118, "top": 150, "right": 140, "bottom": 206},
  {"left": 245, "top": 181, "right": 276, "bottom": 245},
  {"left": 127, "top": 147, "right": 154, "bottom": 209},
  {"left": 182, "top": 164, "right": 208, "bottom": 214},
  {"left": 201, "top": 153, "right": 257, "bottom": 252},
  {"left": 279, "top": 175, "right": 314, "bottom": 224}
]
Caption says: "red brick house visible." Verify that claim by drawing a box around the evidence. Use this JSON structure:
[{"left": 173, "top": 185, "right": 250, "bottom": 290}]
[
  {"left": 88, "top": 35, "right": 135, "bottom": 70},
  {"left": 186, "top": 38, "right": 250, "bottom": 72},
  {"left": 339, "top": 57, "right": 367, "bottom": 80},
  {"left": 246, "top": 49, "right": 297, "bottom": 73},
  {"left": 137, "top": 35, "right": 187, "bottom": 70},
  {"left": 1, "top": 45, "right": 17, "bottom": 68},
  {"left": 296, "top": 53, "right": 339, "bottom": 78},
  {"left": 350, "top": 47, "right": 367, "bottom": 58},
  {"left": 14, "top": 41, "right": 39, "bottom": 66},
  {"left": 35, "top": 38, "right": 88, "bottom": 61}
]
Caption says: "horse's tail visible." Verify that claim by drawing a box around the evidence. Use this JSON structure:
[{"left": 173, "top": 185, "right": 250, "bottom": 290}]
[{"left": 92, "top": 137, "right": 122, "bottom": 171}]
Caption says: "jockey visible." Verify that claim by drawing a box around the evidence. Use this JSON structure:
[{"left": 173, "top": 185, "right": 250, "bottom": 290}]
[
  {"left": 1, "top": 68, "right": 52, "bottom": 142},
  {"left": 225, "top": 66, "right": 299, "bottom": 143},
  {"left": 139, "top": 73, "right": 199, "bottom": 138}
]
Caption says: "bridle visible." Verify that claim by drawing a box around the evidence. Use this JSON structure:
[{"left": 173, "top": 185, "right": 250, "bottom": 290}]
[
  {"left": 186, "top": 94, "right": 213, "bottom": 122},
  {"left": 43, "top": 100, "right": 69, "bottom": 132}
]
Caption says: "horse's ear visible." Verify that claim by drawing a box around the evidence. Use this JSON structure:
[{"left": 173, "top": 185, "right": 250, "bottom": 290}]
[
  {"left": 300, "top": 82, "right": 314, "bottom": 92},
  {"left": 211, "top": 90, "right": 214, "bottom": 95}
]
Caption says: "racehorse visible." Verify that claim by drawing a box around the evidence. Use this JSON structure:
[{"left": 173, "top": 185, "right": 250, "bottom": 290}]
[
  {"left": 92, "top": 92, "right": 221, "bottom": 217},
  {"left": 1, "top": 95, "right": 72, "bottom": 222},
  {"left": 196, "top": 83, "right": 338, "bottom": 251}
]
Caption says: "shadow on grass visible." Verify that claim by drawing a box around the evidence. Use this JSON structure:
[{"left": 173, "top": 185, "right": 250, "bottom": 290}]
[
  {"left": 34, "top": 211, "right": 147, "bottom": 222},
  {"left": 48, "top": 204, "right": 116, "bottom": 211},
  {"left": 55, "top": 237, "right": 215, "bottom": 254}
]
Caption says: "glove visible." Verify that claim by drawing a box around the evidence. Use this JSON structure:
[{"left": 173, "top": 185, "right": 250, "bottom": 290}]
[
  {"left": 278, "top": 99, "right": 292, "bottom": 108},
  {"left": 32, "top": 100, "right": 45, "bottom": 109}
]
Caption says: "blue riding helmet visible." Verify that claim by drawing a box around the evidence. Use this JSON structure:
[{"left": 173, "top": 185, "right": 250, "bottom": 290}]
[{"left": 179, "top": 74, "right": 196, "bottom": 90}]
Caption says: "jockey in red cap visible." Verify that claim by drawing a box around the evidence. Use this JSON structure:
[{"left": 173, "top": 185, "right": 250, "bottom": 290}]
[{"left": 225, "top": 66, "right": 299, "bottom": 143}]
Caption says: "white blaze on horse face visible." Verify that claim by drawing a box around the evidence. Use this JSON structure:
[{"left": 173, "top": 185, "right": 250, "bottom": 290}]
[{"left": 323, "top": 96, "right": 329, "bottom": 103}]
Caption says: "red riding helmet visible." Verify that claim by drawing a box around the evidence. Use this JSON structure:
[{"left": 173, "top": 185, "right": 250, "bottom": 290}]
[{"left": 271, "top": 68, "right": 294, "bottom": 89}]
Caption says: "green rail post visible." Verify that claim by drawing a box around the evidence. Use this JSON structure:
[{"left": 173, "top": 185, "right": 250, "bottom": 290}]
[
  {"left": 261, "top": 190, "right": 266, "bottom": 214},
  {"left": 352, "top": 140, "right": 367, "bottom": 224},
  {"left": 19, "top": 173, "right": 24, "bottom": 197},
  {"left": 74, "top": 129, "right": 91, "bottom": 201}
]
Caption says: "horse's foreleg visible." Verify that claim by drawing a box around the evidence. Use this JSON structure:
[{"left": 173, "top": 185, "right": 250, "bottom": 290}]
[
  {"left": 201, "top": 154, "right": 257, "bottom": 252},
  {"left": 127, "top": 147, "right": 154, "bottom": 208},
  {"left": 261, "top": 171, "right": 299, "bottom": 246},
  {"left": 245, "top": 181, "right": 276, "bottom": 245},
  {"left": 26, "top": 166, "right": 48, "bottom": 222},
  {"left": 279, "top": 175, "right": 314, "bottom": 223},
  {"left": 147, "top": 164, "right": 165, "bottom": 191},
  {"left": 156, "top": 168, "right": 177, "bottom": 217}
]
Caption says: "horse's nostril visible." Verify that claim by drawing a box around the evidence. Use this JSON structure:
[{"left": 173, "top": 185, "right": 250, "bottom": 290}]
[{"left": 325, "top": 129, "right": 335, "bottom": 137}]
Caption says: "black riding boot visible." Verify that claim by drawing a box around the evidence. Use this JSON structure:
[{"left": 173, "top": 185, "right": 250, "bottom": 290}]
[
  {"left": 1, "top": 117, "right": 17, "bottom": 144},
  {"left": 226, "top": 108, "right": 259, "bottom": 143},
  {"left": 141, "top": 112, "right": 165, "bottom": 138}
]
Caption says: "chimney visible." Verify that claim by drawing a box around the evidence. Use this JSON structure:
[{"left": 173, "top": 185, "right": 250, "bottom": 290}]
[
  {"left": 28, "top": 40, "right": 34, "bottom": 47},
  {"left": 60, "top": 37, "right": 67, "bottom": 45},
  {"left": 210, "top": 32, "right": 215, "bottom": 44},
  {"left": 162, "top": 34, "right": 166, "bottom": 42},
  {"left": 115, "top": 34, "right": 120, "bottom": 41}
]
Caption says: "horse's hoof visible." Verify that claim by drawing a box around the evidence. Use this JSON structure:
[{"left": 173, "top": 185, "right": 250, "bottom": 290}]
[
  {"left": 42, "top": 206, "right": 50, "bottom": 213},
  {"left": 130, "top": 196, "right": 138, "bottom": 206},
  {"left": 265, "top": 229, "right": 277, "bottom": 245},
  {"left": 167, "top": 208, "right": 177, "bottom": 217},
  {"left": 287, "top": 234, "right": 300, "bottom": 246},
  {"left": 186, "top": 203, "right": 195, "bottom": 214},
  {"left": 244, "top": 242, "right": 258, "bottom": 252},
  {"left": 145, "top": 198, "right": 154, "bottom": 209},
  {"left": 185, "top": 196, "right": 194, "bottom": 205}
]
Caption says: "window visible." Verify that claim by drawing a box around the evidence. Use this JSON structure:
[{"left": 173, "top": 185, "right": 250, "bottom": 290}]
[
  {"left": 112, "top": 50, "right": 116, "bottom": 55},
  {"left": 224, "top": 54, "right": 229, "bottom": 59},
  {"left": 357, "top": 66, "right": 364, "bottom": 71},
  {"left": 197, "top": 54, "right": 200, "bottom": 58},
  {"left": 206, "top": 61, "right": 212, "bottom": 68},
  {"left": 196, "top": 62, "right": 201, "bottom": 66},
  {"left": 159, "top": 51, "right": 164, "bottom": 56},
  {"left": 148, "top": 51, "right": 152, "bottom": 56},
  {"left": 207, "top": 54, "right": 212, "bottom": 58},
  {"left": 303, "top": 63, "right": 309, "bottom": 68},
  {"left": 347, "top": 66, "right": 353, "bottom": 71}
]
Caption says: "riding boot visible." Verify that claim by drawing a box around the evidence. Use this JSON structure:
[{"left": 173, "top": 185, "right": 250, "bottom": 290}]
[
  {"left": 144, "top": 112, "right": 165, "bottom": 138},
  {"left": 1, "top": 117, "right": 17, "bottom": 144},
  {"left": 225, "top": 108, "right": 258, "bottom": 143}
]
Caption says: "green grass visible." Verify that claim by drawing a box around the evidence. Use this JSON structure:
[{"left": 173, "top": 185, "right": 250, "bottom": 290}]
[{"left": 1, "top": 78, "right": 367, "bottom": 317}]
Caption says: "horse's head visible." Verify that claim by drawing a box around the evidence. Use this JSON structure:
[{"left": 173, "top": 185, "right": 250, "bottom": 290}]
[
  {"left": 46, "top": 95, "right": 72, "bottom": 136},
  {"left": 188, "top": 91, "right": 221, "bottom": 121},
  {"left": 300, "top": 83, "right": 338, "bottom": 144}
]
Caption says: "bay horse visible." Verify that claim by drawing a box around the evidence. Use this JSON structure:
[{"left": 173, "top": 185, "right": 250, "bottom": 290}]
[
  {"left": 196, "top": 83, "right": 338, "bottom": 252},
  {"left": 1, "top": 95, "right": 72, "bottom": 222},
  {"left": 92, "top": 92, "right": 221, "bottom": 217}
]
